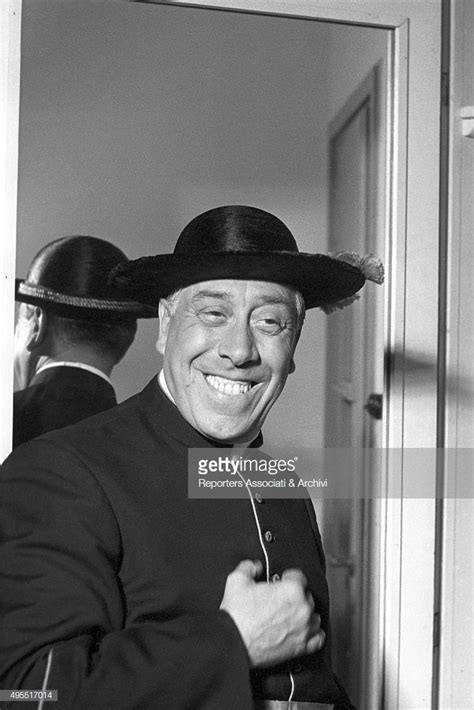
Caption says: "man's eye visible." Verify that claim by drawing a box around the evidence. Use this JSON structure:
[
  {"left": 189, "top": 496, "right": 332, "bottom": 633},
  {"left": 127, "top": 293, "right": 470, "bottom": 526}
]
[
  {"left": 254, "top": 318, "right": 283, "bottom": 334},
  {"left": 199, "top": 309, "right": 227, "bottom": 323}
]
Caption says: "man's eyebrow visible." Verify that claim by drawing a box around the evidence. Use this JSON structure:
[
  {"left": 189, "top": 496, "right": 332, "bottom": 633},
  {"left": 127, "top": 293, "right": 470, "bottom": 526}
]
[{"left": 191, "top": 290, "right": 232, "bottom": 303}]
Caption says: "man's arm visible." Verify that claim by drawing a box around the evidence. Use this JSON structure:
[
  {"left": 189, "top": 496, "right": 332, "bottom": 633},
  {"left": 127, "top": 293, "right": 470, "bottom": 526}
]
[
  {"left": 0, "top": 440, "right": 325, "bottom": 710},
  {"left": 0, "top": 439, "right": 252, "bottom": 710}
]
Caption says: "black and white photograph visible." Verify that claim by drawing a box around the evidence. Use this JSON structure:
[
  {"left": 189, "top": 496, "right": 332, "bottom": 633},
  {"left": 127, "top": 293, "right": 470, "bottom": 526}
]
[{"left": 0, "top": 1, "right": 472, "bottom": 708}]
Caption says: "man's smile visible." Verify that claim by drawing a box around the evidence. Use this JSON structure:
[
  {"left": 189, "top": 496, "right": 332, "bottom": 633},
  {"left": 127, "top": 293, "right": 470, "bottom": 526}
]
[{"left": 204, "top": 373, "right": 258, "bottom": 396}]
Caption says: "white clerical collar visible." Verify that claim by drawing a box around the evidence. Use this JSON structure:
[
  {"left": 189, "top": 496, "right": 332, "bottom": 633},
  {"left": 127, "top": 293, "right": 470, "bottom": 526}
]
[
  {"left": 36, "top": 361, "right": 113, "bottom": 387},
  {"left": 157, "top": 369, "right": 257, "bottom": 448},
  {"left": 158, "top": 369, "right": 176, "bottom": 404}
]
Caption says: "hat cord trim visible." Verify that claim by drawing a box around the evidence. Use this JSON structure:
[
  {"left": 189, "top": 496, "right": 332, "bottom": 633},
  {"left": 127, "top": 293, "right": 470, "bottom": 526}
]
[{"left": 18, "top": 282, "right": 147, "bottom": 312}]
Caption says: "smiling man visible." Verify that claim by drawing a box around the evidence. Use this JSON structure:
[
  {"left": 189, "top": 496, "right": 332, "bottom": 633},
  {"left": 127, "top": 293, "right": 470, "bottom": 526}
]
[
  {"left": 157, "top": 279, "right": 302, "bottom": 444},
  {"left": 0, "top": 206, "right": 380, "bottom": 710}
]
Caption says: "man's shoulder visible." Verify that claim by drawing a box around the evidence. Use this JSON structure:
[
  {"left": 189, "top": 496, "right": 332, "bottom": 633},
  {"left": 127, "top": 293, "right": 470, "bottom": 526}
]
[
  {"left": 13, "top": 380, "right": 46, "bottom": 407},
  {"left": 14, "top": 368, "right": 112, "bottom": 405},
  {"left": 13, "top": 381, "right": 51, "bottom": 440},
  {"left": 52, "top": 378, "right": 156, "bottom": 441},
  {"left": 9, "top": 378, "right": 159, "bottom": 462}
]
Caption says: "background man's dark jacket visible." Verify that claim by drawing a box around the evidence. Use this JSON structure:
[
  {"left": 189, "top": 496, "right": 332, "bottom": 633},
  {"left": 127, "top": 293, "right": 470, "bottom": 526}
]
[
  {"left": 13, "top": 366, "right": 117, "bottom": 448},
  {"left": 1, "top": 378, "right": 352, "bottom": 709}
]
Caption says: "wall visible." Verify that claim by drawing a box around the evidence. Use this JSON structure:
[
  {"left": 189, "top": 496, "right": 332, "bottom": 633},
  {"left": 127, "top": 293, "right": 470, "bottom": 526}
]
[{"left": 325, "top": 23, "right": 389, "bottom": 119}]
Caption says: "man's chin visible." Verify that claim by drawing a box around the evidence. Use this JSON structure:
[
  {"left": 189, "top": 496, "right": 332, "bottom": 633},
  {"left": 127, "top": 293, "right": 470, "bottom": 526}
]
[{"left": 196, "top": 420, "right": 259, "bottom": 446}]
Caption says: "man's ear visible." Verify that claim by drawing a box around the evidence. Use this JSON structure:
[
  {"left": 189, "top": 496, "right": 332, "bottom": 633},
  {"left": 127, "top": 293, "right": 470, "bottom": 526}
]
[
  {"left": 26, "top": 307, "right": 48, "bottom": 351},
  {"left": 156, "top": 300, "right": 172, "bottom": 355}
]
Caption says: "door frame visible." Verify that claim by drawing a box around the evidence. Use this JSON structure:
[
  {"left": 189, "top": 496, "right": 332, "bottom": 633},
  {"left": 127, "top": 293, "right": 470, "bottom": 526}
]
[{"left": 1, "top": 1, "right": 444, "bottom": 707}]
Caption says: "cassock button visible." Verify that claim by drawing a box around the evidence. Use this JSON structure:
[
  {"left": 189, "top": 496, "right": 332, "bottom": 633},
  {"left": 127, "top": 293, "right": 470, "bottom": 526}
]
[
  {"left": 293, "top": 663, "right": 304, "bottom": 673},
  {"left": 255, "top": 493, "right": 264, "bottom": 503},
  {"left": 271, "top": 573, "right": 281, "bottom": 582},
  {"left": 264, "top": 530, "right": 274, "bottom": 543}
]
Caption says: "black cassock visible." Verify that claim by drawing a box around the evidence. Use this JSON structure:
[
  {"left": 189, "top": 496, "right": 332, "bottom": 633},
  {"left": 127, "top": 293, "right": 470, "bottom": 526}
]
[
  {"left": 13, "top": 365, "right": 117, "bottom": 448},
  {"left": 1, "top": 378, "right": 353, "bottom": 709}
]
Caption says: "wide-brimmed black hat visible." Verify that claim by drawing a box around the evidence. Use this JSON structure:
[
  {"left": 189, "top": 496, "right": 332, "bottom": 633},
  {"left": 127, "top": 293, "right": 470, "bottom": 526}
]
[
  {"left": 16, "top": 235, "right": 156, "bottom": 321},
  {"left": 110, "top": 205, "right": 375, "bottom": 310}
]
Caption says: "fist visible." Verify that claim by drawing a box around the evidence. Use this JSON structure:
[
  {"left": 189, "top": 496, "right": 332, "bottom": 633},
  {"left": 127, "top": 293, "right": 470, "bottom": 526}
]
[{"left": 220, "top": 560, "right": 326, "bottom": 668}]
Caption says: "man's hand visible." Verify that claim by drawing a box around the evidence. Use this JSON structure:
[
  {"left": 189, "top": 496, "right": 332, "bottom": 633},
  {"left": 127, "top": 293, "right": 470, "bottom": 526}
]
[{"left": 219, "top": 559, "right": 326, "bottom": 668}]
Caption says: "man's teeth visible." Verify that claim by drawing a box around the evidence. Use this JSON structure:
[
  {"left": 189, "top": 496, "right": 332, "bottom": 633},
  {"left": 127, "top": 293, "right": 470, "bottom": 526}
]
[{"left": 205, "top": 374, "right": 253, "bottom": 395}]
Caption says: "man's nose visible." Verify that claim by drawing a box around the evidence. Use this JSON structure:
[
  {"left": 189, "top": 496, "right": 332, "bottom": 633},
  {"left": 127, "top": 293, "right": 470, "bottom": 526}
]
[{"left": 217, "top": 321, "right": 259, "bottom": 366}]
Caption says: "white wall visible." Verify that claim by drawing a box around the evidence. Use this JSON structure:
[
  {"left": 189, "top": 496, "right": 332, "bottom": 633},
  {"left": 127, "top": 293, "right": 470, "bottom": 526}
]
[{"left": 325, "top": 22, "right": 388, "bottom": 119}]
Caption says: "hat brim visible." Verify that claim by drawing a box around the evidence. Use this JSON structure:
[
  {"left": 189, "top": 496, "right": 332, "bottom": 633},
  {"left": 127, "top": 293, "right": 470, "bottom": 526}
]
[
  {"left": 15, "top": 279, "right": 157, "bottom": 320},
  {"left": 110, "top": 251, "right": 365, "bottom": 310}
]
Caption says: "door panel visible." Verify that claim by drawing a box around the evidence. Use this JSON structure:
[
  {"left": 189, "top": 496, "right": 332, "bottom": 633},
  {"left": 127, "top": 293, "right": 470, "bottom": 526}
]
[{"left": 324, "top": 67, "right": 384, "bottom": 707}]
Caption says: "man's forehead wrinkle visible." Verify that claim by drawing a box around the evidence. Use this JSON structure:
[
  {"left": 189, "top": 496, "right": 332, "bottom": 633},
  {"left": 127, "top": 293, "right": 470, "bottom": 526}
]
[
  {"left": 189, "top": 282, "right": 297, "bottom": 310},
  {"left": 254, "top": 295, "right": 295, "bottom": 308}
]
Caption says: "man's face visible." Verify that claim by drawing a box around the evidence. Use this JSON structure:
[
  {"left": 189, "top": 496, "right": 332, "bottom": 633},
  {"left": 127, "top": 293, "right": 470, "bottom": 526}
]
[{"left": 157, "top": 279, "right": 301, "bottom": 444}]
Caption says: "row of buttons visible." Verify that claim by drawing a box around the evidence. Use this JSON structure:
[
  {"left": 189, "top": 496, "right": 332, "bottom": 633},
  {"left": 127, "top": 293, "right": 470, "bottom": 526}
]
[
  {"left": 252, "top": 492, "right": 304, "bottom": 674},
  {"left": 255, "top": 494, "right": 279, "bottom": 580},
  {"left": 254, "top": 493, "right": 275, "bottom": 543}
]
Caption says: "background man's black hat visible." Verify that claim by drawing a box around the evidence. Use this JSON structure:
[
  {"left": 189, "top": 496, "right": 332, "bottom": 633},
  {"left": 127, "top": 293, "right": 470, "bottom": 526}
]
[
  {"left": 110, "top": 205, "right": 370, "bottom": 310},
  {"left": 16, "top": 236, "right": 156, "bottom": 321}
]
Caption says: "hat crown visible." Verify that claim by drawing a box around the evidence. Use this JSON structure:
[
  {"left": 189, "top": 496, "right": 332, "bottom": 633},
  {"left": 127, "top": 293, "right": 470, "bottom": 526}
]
[
  {"left": 25, "top": 235, "right": 129, "bottom": 300},
  {"left": 109, "top": 204, "right": 368, "bottom": 311},
  {"left": 174, "top": 205, "right": 299, "bottom": 255}
]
